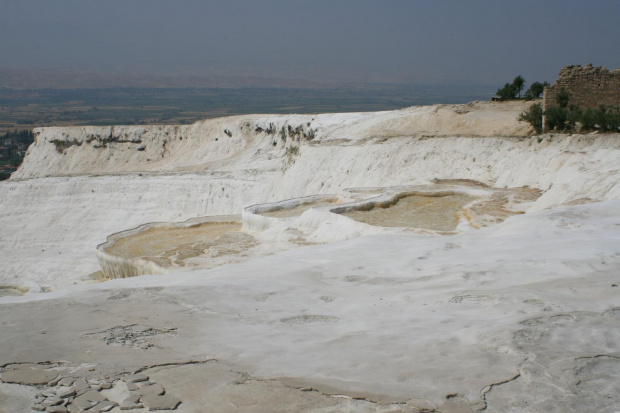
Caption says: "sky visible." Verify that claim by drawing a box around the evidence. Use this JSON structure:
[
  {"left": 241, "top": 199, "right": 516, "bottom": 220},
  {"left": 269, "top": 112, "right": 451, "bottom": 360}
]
[{"left": 1, "top": 0, "right": 619, "bottom": 87}]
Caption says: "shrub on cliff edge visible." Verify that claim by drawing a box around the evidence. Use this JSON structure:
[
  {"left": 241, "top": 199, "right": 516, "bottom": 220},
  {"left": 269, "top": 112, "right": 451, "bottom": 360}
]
[{"left": 518, "top": 103, "right": 543, "bottom": 133}]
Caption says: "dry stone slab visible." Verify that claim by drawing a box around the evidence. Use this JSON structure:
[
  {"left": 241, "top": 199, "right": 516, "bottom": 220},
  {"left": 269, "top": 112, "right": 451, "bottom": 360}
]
[
  {"left": 90, "top": 400, "right": 118, "bottom": 412},
  {"left": 123, "top": 373, "right": 149, "bottom": 383},
  {"left": 126, "top": 382, "right": 139, "bottom": 391},
  {"left": 120, "top": 402, "right": 144, "bottom": 410},
  {"left": 41, "top": 397, "right": 63, "bottom": 407},
  {"left": 141, "top": 393, "right": 181, "bottom": 410},
  {"left": 58, "top": 377, "right": 76, "bottom": 387},
  {"left": 71, "top": 389, "right": 106, "bottom": 410},
  {"left": 70, "top": 398, "right": 97, "bottom": 410},
  {"left": 0, "top": 367, "right": 59, "bottom": 385},
  {"left": 48, "top": 375, "right": 63, "bottom": 386},
  {"left": 57, "top": 387, "right": 76, "bottom": 399},
  {"left": 72, "top": 378, "right": 89, "bottom": 392},
  {"left": 138, "top": 382, "right": 164, "bottom": 397},
  {"left": 77, "top": 389, "right": 105, "bottom": 402},
  {"left": 67, "top": 404, "right": 87, "bottom": 413},
  {"left": 122, "top": 393, "right": 141, "bottom": 404}
]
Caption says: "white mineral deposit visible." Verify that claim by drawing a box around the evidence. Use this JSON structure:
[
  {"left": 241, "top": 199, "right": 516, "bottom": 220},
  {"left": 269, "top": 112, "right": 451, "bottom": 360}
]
[{"left": 1, "top": 101, "right": 619, "bottom": 412}]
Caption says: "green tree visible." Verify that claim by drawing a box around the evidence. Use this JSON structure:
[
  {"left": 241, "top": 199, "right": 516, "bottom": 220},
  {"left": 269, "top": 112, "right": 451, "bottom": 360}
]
[
  {"left": 512, "top": 75, "right": 525, "bottom": 98},
  {"left": 524, "top": 81, "right": 549, "bottom": 100},
  {"left": 496, "top": 83, "right": 517, "bottom": 100},
  {"left": 544, "top": 107, "right": 568, "bottom": 131}
]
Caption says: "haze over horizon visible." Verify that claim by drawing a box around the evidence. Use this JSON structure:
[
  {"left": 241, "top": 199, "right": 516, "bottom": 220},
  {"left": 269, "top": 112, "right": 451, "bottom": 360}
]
[{"left": 2, "top": 0, "right": 619, "bottom": 89}]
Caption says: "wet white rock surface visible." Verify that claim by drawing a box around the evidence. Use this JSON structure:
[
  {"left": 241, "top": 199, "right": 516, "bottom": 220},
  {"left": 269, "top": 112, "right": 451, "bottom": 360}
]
[
  {"left": 1, "top": 200, "right": 619, "bottom": 411},
  {"left": 1, "top": 103, "right": 620, "bottom": 412}
]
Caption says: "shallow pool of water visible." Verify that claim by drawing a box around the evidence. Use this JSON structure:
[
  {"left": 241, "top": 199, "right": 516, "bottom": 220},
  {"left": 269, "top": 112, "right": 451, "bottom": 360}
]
[
  {"left": 0, "top": 288, "right": 24, "bottom": 297},
  {"left": 342, "top": 193, "right": 476, "bottom": 231},
  {"left": 106, "top": 222, "right": 242, "bottom": 259},
  {"left": 103, "top": 221, "right": 260, "bottom": 270}
]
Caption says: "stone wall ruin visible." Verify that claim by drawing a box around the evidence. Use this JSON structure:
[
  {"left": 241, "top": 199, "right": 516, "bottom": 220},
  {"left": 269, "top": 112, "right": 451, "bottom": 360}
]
[{"left": 544, "top": 64, "right": 620, "bottom": 110}]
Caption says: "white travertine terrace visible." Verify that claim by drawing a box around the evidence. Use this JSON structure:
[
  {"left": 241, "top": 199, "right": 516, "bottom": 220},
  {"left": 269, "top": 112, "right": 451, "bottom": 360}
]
[{"left": 1, "top": 100, "right": 619, "bottom": 412}]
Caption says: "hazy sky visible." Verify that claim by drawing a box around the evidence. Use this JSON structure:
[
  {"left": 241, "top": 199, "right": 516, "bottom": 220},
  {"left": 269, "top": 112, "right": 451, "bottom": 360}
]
[{"left": 1, "top": 0, "right": 619, "bottom": 86}]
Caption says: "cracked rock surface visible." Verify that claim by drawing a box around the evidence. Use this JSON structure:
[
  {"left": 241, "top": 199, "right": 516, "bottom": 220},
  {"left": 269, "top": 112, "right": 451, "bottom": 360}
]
[
  {"left": 84, "top": 325, "right": 177, "bottom": 349},
  {"left": 0, "top": 362, "right": 186, "bottom": 412},
  {"left": 2, "top": 108, "right": 620, "bottom": 411},
  {"left": 1, "top": 201, "right": 620, "bottom": 411}
]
